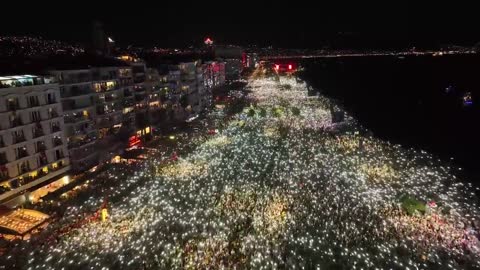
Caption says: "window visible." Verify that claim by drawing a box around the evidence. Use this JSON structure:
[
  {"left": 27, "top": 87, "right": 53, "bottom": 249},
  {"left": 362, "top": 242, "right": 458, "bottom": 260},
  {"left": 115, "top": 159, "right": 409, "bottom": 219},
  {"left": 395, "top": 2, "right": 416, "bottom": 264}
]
[
  {"left": 48, "top": 107, "right": 58, "bottom": 118},
  {"left": 12, "top": 130, "right": 25, "bottom": 144},
  {"left": 119, "top": 68, "right": 131, "bottom": 77},
  {"left": 0, "top": 152, "right": 8, "bottom": 165},
  {"left": 35, "top": 141, "right": 46, "bottom": 153},
  {"left": 0, "top": 167, "right": 8, "bottom": 180},
  {"left": 31, "top": 110, "right": 42, "bottom": 122},
  {"left": 27, "top": 96, "right": 40, "bottom": 107},
  {"left": 6, "top": 97, "right": 19, "bottom": 111},
  {"left": 17, "top": 160, "right": 30, "bottom": 174},
  {"left": 0, "top": 135, "right": 4, "bottom": 148},
  {"left": 9, "top": 113, "right": 23, "bottom": 128},
  {"left": 15, "top": 146, "right": 28, "bottom": 159},
  {"left": 38, "top": 152, "right": 48, "bottom": 166},
  {"left": 32, "top": 123, "right": 44, "bottom": 138},
  {"left": 55, "top": 149, "right": 64, "bottom": 160},
  {"left": 59, "top": 86, "right": 66, "bottom": 97},
  {"left": 51, "top": 122, "right": 61, "bottom": 133},
  {"left": 46, "top": 93, "right": 56, "bottom": 104},
  {"left": 53, "top": 136, "right": 62, "bottom": 146}
]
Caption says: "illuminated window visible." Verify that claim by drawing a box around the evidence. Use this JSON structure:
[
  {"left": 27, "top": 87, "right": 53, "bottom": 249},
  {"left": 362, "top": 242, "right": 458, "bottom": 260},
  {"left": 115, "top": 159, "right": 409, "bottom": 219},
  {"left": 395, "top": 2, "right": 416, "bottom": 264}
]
[
  {"left": 145, "top": 127, "right": 151, "bottom": 134},
  {"left": 106, "top": 81, "right": 116, "bottom": 90},
  {"left": 123, "top": 107, "right": 134, "bottom": 114},
  {"left": 42, "top": 166, "right": 49, "bottom": 173},
  {"left": 149, "top": 101, "right": 160, "bottom": 107}
]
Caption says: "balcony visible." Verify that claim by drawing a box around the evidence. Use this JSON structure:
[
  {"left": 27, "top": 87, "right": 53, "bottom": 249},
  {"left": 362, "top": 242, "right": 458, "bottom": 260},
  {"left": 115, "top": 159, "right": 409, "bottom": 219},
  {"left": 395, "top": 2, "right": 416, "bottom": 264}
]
[
  {"left": 31, "top": 116, "right": 43, "bottom": 123},
  {"left": 49, "top": 110, "right": 59, "bottom": 119},
  {"left": 51, "top": 125, "right": 61, "bottom": 133},
  {"left": 51, "top": 160, "right": 66, "bottom": 171},
  {"left": 10, "top": 118, "right": 23, "bottom": 128},
  {"left": 61, "top": 87, "right": 92, "bottom": 98},
  {"left": 97, "top": 119, "right": 119, "bottom": 128},
  {"left": 0, "top": 173, "right": 10, "bottom": 183},
  {"left": 55, "top": 152, "right": 65, "bottom": 160},
  {"left": 68, "top": 135, "right": 96, "bottom": 149},
  {"left": 133, "top": 75, "right": 146, "bottom": 84},
  {"left": 33, "top": 127, "right": 45, "bottom": 138},
  {"left": 124, "top": 89, "right": 133, "bottom": 97},
  {"left": 19, "top": 165, "right": 31, "bottom": 175},
  {"left": 13, "top": 135, "right": 26, "bottom": 144},
  {"left": 36, "top": 144, "right": 47, "bottom": 153},
  {"left": 134, "top": 86, "right": 147, "bottom": 93},
  {"left": 94, "top": 74, "right": 118, "bottom": 81},
  {"left": 135, "top": 94, "right": 146, "bottom": 102},
  {"left": 16, "top": 148, "right": 29, "bottom": 159},
  {"left": 0, "top": 154, "right": 8, "bottom": 165},
  {"left": 94, "top": 82, "right": 119, "bottom": 93},
  {"left": 64, "top": 115, "right": 91, "bottom": 124},
  {"left": 53, "top": 138, "right": 63, "bottom": 147},
  {"left": 7, "top": 102, "right": 20, "bottom": 111},
  {"left": 37, "top": 168, "right": 49, "bottom": 178},
  {"left": 73, "top": 88, "right": 91, "bottom": 96},
  {"left": 61, "top": 75, "right": 92, "bottom": 84},
  {"left": 72, "top": 124, "right": 95, "bottom": 136},
  {"left": 97, "top": 105, "right": 122, "bottom": 116},
  {"left": 105, "top": 95, "right": 119, "bottom": 102},
  {"left": 38, "top": 155, "right": 48, "bottom": 166},
  {"left": 47, "top": 97, "right": 57, "bottom": 104},
  {"left": 71, "top": 146, "right": 96, "bottom": 161},
  {"left": 62, "top": 100, "right": 93, "bottom": 111},
  {"left": 120, "top": 78, "right": 133, "bottom": 87},
  {"left": 28, "top": 100, "right": 40, "bottom": 108}
]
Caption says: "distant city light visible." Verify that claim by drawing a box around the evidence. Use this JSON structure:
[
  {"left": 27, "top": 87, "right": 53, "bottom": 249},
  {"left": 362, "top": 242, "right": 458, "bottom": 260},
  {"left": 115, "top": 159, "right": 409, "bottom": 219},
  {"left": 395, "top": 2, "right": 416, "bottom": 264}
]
[
  {"left": 204, "top": 37, "right": 213, "bottom": 45},
  {"left": 463, "top": 92, "right": 473, "bottom": 106}
]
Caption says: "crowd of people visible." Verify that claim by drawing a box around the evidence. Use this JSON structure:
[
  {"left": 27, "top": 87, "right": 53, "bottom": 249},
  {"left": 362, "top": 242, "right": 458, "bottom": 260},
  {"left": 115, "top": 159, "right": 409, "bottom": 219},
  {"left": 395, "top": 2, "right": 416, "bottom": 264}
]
[{"left": 0, "top": 75, "right": 479, "bottom": 269}]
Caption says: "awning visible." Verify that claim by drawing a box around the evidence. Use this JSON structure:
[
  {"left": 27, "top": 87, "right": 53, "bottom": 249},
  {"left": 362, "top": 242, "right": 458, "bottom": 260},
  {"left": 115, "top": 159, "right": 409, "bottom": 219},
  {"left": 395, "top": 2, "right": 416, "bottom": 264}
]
[{"left": 0, "top": 207, "right": 49, "bottom": 236}]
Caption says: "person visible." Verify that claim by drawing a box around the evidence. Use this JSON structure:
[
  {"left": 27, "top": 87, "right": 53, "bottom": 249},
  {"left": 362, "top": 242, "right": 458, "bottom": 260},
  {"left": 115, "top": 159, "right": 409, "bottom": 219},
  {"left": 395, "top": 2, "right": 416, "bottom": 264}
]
[{"left": 171, "top": 151, "right": 178, "bottom": 161}]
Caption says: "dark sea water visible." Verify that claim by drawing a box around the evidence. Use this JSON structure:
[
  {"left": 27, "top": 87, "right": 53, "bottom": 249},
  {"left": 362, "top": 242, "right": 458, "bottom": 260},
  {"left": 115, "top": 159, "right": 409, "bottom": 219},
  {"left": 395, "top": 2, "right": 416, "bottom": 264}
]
[{"left": 300, "top": 54, "right": 480, "bottom": 185}]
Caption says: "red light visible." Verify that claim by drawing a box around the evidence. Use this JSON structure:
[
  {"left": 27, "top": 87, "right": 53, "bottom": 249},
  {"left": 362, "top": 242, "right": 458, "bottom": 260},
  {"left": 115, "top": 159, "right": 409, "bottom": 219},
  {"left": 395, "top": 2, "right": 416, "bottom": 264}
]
[
  {"left": 128, "top": 135, "right": 141, "bottom": 147},
  {"left": 204, "top": 37, "right": 213, "bottom": 45},
  {"left": 288, "top": 64, "right": 293, "bottom": 70}
]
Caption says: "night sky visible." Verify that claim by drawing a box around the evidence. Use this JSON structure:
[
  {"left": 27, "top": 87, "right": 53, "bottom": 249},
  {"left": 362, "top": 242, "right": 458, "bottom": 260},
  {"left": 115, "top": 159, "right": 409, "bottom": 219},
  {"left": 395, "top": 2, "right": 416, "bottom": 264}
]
[{"left": 0, "top": 1, "right": 478, "bottom": 48}]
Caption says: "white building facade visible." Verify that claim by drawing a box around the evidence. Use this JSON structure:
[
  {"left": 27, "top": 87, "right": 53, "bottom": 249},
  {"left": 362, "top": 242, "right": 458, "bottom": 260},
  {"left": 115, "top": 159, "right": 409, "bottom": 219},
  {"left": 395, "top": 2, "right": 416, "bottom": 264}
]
[{"left": 0, "top": 75, "right": 70, "bottom": 206}]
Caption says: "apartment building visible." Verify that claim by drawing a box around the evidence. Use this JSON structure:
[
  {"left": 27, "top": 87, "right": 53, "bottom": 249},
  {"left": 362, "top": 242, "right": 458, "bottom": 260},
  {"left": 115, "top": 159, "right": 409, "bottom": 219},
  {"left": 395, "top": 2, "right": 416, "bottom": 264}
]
[
  {"left": 117, "top": 55, "right": 152, "bottom": 145},
  {"left": 145, "top": 68, "right": 169, "bottom": 126},
  {"left": 0, "top": 75, "right": 70, "bottom": 206},
  {"left": 49, "top": 56, "right": 136, "bottom": 171},
  {"left": 50, "top": 69, "right": 98, "bottom": 172}
]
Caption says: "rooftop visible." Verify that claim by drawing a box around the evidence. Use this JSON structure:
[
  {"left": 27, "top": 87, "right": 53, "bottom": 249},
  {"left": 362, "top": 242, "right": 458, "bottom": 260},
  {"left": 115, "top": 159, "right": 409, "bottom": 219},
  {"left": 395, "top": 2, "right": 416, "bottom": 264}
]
[
  {"left": 0, "top": 207, "right": 49, "bottom": 236},
  {"left": 0, "top": 74, "right": 56, "bottom": 89}
]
